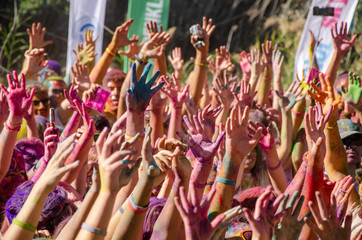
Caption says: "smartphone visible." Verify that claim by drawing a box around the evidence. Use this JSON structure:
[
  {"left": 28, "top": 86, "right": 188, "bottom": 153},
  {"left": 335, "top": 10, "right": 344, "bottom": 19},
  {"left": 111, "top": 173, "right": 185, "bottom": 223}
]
[
  {"left": 85, "top": 87, "right": 111, "bottom": 113},
  {"left": 189, "top": 24, "right": 205, "bottom": 48},
  {"left": 313, "top": 7, "right": 334, "bottom": 16},
  {"left": 49, "top": 108, "right": 55, "bottom": 127}
]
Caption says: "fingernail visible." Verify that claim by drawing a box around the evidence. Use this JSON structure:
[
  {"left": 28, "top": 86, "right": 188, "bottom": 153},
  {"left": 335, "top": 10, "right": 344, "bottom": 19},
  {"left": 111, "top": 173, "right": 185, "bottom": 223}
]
[{"left": 122, "top": 160, "right": 127, "bottom": 164}]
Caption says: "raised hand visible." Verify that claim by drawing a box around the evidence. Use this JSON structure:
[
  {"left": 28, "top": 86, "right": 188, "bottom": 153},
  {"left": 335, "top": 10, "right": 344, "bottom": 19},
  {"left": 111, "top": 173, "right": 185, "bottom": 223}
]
[
  {"left": 248, "top": 121, "right": 274, "bottom": 152},
  {"left": 250, "top": 48, "right": 263, "bottom": 77},
  {"left": 22, "top": 48, "right": 48, "bottom": 78},
  {"left": 118, "top": 34, "right": 144, "bottom": 60},
  {"left": 38, "top": 134, "right": 79, "bottom": 189},
  {"left": 71, "top": 62, "right": 91, "bottom": 92},
  {"left": 111, "top": 19, "right": 136, "bottom": 49},
  {"left": 243, "top": 185, "right": 287, "bottom": 240},
  {"left": 177, "top": 114, "right": 225, "bottom": 161},
  {"left": 304, "top": 102, "right": 332, "bottom": 162},
  {"left": 73, "top": 44, "right": 96, "bottom": 70},
  {"left": 255, "top": 104, "right": 281, "bottom": 126},
  {"left": 331, "top": 22, "right": 357, "bottom": 56},
  {"left": 126, "top": 62, "right": 164, "bottom": 112},
  {"left": 43, "top": 123, "right": 60, "bottom": 164},
  {"left": 234, "top": 80, "right": 256, "bottom": 108},
  {"left": 140, "top": 126, "right": 160, "bottom": 178},
  {"left": 171, "top": 146, "right": 192, "bottom": 181},
  {"left": 272, "top": 49, "right": 284, "bottom": 79},
  {"left": 84, "top": 28, "right": 98, "bottom": 48},
  {"left": 168, "top": 47, "right": 184, "bottom": 73},
  {"left": 64, "top": 84, "right": 82, "bottom": 111},
  {"left": 213, "top": 74, "right": 235, "bottom": 108},
  {"left": 139, "top": 32, "right": 170, "bottom": 61},
  {"left": 308, "top": 74, "right": 341, "bottom": 115},
  {"left": 275, "top": 81, "right": 304, "bottom": 112},
  {"left": 274, "top": 191, "right": 305, "bottom": 240},
  {"left": 0, "top": 71, "right": 35, "bottom": 122},
  {"left": 304, "top": 191, "right": 353, "bottom": 240},
  {"left": 331, "top": 176, "right": 354, "bottom": 220},
  {"left": 341, "top": 72, "right": 362, "bottom": 110},
  {"left": 197, "top": 104, "right": 223, "bottom": 140},
  {"left": 160, "top": 73, "right": 190, "bottom": 108},
  {"left": 190, "top": 17, "right": 215, "bottom": 51},
  {"left": 225, "top": 104, "right": 262, "bottom": 158},
  {"left": 96, "top": 128, "right": 139, "bottom": 192},
  {"left": 215, "top": 46, "right": 233, "bottom": 74},
  {"left": 261, "top": 40, "right": 275, "bottom": 66},
  {"left": 26, "top": 22, "right": 53, "bottom": 49},
  {"left": 0, "top": 90, "right": 9, "bottom": 124},
  {"left": 174, "top": 183, "right": 226, "bottom": 240},
  {"left": 239, "top": 50, "right": 251, "bottom": 80}
]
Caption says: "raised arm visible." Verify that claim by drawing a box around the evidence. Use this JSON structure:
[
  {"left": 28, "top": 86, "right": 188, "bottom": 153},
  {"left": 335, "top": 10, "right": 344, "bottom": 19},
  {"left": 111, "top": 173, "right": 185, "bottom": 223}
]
[
  {"left": 160, "top": 74, "right": 189, "bottom": 139},
  {"left": 209, "top": 105, "right": 262, "bottom": 219},
  {"left": 90, "top": 19, "right": 134, "bottom": 85},
  {"left": 4, "top": 136, "right": 79, "bottom": 240},
  {"left": 75, "top": 128, "right": 139, "bottom": 240},
  {"left": 187, "top": 17, "right": 215, "bottom": 104},
  {"left": 0, "top": 72, "right": 35, "bottom": 182},
  {"left": 326, "top": 22, "right": 357, "bottom": 86},
  {"left": 257, "top": 41, "right": 275, "bottom": 106}
]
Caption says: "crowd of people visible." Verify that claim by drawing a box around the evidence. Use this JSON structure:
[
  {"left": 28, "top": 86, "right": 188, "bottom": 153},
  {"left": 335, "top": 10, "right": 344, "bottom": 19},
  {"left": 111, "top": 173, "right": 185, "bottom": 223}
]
[{"left": 0, "top": 14, "right": 361, "bottom": 240}]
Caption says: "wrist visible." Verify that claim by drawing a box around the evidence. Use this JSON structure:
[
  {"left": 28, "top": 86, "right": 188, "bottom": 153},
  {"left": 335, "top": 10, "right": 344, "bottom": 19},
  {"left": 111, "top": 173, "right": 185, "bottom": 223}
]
[
  {"left": 138, "top": 52, "right": 149, "bottom": 62},
  {"left": 108, "top": 42, "right": 119, "bottom": 54},
  {"left": 8, "top": 114, "right": 23, "bottom": 126}
]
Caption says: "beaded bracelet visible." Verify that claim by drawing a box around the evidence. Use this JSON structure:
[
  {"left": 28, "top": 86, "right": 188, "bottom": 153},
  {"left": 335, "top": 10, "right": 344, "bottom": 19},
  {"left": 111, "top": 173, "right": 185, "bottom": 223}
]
[
  {"left": 216, "top": 177, "right": 236, "bottom": 186},
  {"left": 128, "top": 194, "right": 149, "bottom": 213},
  {"left": 12, "top": 218, "right": 36, "bottom": 232},
  {"left": 105, "top": 47, "right": 116, "bottom": 57},
  {"left": 81, "top": 223, "right": 107, "bottom": 236},
  {"left": 267, "top": 160, "right": 281, "bottom": 171}
]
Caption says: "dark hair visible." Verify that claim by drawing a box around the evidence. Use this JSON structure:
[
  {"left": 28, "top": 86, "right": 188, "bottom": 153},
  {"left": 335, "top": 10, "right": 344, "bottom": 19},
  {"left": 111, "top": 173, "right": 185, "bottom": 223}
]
[
  {"left": 6, "top": 181, "right": 75, "bottom": 235},
  {"left": 91, "top": 115, "right": 111, "bottom": 132}
]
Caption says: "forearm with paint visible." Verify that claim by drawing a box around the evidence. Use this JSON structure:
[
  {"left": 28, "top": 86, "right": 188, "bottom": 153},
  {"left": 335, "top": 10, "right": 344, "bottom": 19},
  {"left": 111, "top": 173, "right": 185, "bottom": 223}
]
[
  {"left": 277, "top": 108, "right": 293, "bottom": 170},
  {"left": 284, "top": 154, "right": 307, "bottom": 196},
  {"left": 291, "top": 99, "right": 306, "bottom": 140},
  {"left": 265, "top": 143, "right": 287, "bottom": 193},
  {"left": 168, "top": 107, "right": 182, "bottom": 139},
  {"left": 257, "top": 66, "right": 272, "bottom": 106},
  {"left": 151, "top": 177, "right": 188, "bottom": 240},
  {"left": 60, "top": 111, "right": 81, "bottom": 142}
]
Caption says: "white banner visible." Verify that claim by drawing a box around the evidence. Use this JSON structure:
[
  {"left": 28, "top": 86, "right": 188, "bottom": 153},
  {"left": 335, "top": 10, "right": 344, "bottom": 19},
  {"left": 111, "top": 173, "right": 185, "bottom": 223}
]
[
  {"left": 294, "top": 0, "right": 358, "bottom": 80},
  {"left": 65, "top": 0, "right": 106, "bottom": 84}
]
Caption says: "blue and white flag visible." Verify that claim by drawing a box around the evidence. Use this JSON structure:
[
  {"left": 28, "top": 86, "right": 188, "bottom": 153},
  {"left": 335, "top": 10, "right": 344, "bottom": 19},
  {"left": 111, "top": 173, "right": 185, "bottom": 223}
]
[{"left": 65, "top": 0, "right": 106, "bottom": 84}]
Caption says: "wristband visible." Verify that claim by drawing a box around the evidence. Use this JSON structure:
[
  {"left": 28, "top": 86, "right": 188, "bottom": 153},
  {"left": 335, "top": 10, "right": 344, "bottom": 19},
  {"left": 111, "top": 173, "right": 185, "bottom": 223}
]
[
  {"left": 128, "top": 194, "right": 149, "bottom": 213},
  {"left": 12, "top": 218, "right": 36, "bottom": 232},
  {"left": 81, "top": 223, "right": 107, "bottom": 236},
  {"left": 119, "top": 206, "right": 124, "bottom": 214},
  {"left": 194, "top": 60, "right": 206, "bottom": 67},
  {"left": 267, "top": 160, "right": 281, "bottom": 171},
  {"left": 105, "top": 47, "right": 116, "bottom": 57},
  {"left": 125, "top": 134, "right": 143, "bottom": 142},
  {"left": 191, "top": 180, "right": 207, "bottom": 188},
  {"left": 5, "top": 122, "right": 21, "bottom": 131},
  {"left": 326, "top": 124, "right": 337, "bottom": 130},
  {"left": 135, "top": 54, "right": 147, "bottom": 65},
  {"left": 291, "top": 110, "right": 303, "bottom": 117},
  {"left": 216, "top": 177, "right": 236, "bottom": 186}
]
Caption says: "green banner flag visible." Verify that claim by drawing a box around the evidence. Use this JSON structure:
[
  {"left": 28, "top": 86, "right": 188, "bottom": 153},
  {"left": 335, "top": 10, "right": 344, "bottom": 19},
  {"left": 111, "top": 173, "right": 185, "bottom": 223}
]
[{"left": 123, "top": 0, "right": 170, "bottom": 72}]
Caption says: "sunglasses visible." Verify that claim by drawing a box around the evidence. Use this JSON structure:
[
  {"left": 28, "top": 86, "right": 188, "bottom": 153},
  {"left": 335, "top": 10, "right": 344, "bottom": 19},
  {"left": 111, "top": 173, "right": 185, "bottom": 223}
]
[
  {"left": 93, "top": 132, "right": 100, "bottom": 142},
  {"left": 51, "top": 89, "right": 64, "bottom": 95},
  {"left": 33, "top": 98, "right": 50, "bottom": 107}
]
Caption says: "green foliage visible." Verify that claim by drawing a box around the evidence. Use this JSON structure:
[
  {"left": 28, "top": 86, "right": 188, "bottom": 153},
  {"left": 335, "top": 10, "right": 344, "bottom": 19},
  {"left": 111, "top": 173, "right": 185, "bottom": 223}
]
[{"left": 0, "top": 14, "right": 30, "bottom": 72}]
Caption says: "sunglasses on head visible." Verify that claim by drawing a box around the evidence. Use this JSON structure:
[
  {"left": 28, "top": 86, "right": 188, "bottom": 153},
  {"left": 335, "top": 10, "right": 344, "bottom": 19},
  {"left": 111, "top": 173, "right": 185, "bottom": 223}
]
[{"left": 33, "top": 98, "right": 50, "bottom": 107}]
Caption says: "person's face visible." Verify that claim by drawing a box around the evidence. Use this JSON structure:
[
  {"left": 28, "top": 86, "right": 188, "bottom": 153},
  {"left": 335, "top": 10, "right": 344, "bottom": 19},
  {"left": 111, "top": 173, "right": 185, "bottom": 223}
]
[
  {"left": 106, "top": 80, "right": 122, "bottom": 107},
  {"left": 244, "top": 149, "right": 257, "bottom": 171},
  {"left": 48, "top": 80, "right": 66, "bottom": 107},
  {"left": 33, "top": 92, "right": 50, "bottom": 118},
  {"left": 343, "top": 138, "right": 361, "bottom": 165}
]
